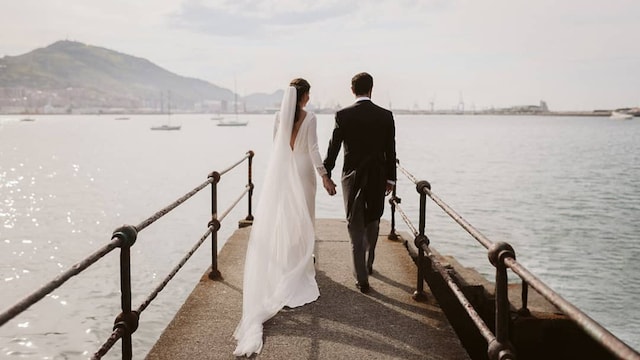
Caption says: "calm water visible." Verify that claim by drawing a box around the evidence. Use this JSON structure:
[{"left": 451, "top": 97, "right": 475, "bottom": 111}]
[{"left": 0, "top": 114, "right": 638, "bottom": 358}]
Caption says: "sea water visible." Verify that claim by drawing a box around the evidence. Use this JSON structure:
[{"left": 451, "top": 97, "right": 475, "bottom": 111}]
[{"left": 0, "top": 113, "right": 638, "bottom": 358}]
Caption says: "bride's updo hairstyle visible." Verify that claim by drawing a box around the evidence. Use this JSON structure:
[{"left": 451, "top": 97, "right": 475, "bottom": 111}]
[{"left": 290, "top": 78, "right": 310, "bottom": 124}]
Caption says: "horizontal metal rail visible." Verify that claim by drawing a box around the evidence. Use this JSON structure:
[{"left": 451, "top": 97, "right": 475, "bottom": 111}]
[
  {"left": 422, "top": 242, "right": 497, "bottom": 344},
  {"left": 1, "top": 175, "right": 219, "bottom": 327},
  {"left": 415, "top": 184, "right": 639, "bottom": 359},
  {"left": 137, "top": 229, "right": 213, "bottom": 315},
  {"left": 136, "top": 178, "right": 212, "bottom": 231},
  {"left": 94, "top": 152, "right": 255, "bottom": 359},
  {"left": 218, "top": 151, "right": 252, "bottom": 177},
  {"left": 392, "top": 198, "right": 497, "bottom": 344},
  {"left": 399, "top": 157, "right": 493, "bottom": 249},
  {"left": 0, "top": 238, "right": 121, "bottom": 326},
  {"left": 395, "top": 161, "right": 640, "bottom": 360},
  {"left": 218, "top": 184, "right": 250, "bottom": 222},
  {"left": 396, "top": 160, "right": 419, "bottom": 184},
  {"left": 505, "top": 257, "right": 640, "bottom": 360},
  {"left": 1, "top": 151, "right": 256, "bottom": 360},
  {"left": 93, "top": 327, "right": 126, "bottom": 359},
  {"left": 93, "top": 180, "right": 250, "bottom": 358},
  {"left": 419, "top": 185, "right": 493, "bottom": 249},
  {"left": 94, "top": 227, "right": 214, "bottom": 358},
  {"left": 390, "top": 198, "right": 418, "bottom": 239}
]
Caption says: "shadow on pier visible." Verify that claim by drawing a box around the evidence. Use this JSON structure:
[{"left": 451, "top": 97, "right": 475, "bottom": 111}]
[{"left": 145, "top": 219, "right": 470, "bottom": 359}]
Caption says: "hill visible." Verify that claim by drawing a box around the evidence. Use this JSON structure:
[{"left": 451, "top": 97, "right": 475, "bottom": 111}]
[
  {"left": 243, "top": 89, "right": 284, "bottom": 113},
  {"left": 0, "top": 40, "right": 280, "bottom": 114}
]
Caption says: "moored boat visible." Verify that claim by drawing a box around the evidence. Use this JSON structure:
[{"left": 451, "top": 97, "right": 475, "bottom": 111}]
[
  {"left": 150, "top": 124, "right": 181, "bottom": 130},
  {"left": 217, "top": 119, "right": 248, "bottom": 126},
  {"left": 610, "top": 111, "right": 633, "bottom": 120}
]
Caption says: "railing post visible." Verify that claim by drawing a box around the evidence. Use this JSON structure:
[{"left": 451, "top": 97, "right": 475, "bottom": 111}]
[
  {"left": 208, "top": 172, "right": 222, "bottom": 280},
  {"left": 412, "top": 180, "right": 431, "bottom": 302},
  {"left": 111, "top": 225, "right": 139, "bottom": 360},
  {"left": 388, "top": 160, "right": 400, "bottom": 241},
  {"left": 518, "top": 281, "right": 530, "bottom": 316},
  {"left": 488, "top": 242, "right": 517, "bottom": 360},
  {"left": 240, "top": 150, "right": 254, "bottom": 228}
]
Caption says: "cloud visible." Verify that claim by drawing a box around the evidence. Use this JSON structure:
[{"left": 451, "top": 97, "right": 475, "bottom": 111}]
[{"left": 169, "top": 0, "right": 355, "bottom": 37}]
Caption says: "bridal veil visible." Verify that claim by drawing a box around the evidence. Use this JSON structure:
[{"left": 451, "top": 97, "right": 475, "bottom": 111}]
[{"left": 233, "top": 86, "right": 319, "bottom": 357}]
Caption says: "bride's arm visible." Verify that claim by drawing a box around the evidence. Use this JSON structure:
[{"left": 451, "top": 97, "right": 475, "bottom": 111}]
[{"left": 307, "top": 114, "right": 328, "bottom": 177}]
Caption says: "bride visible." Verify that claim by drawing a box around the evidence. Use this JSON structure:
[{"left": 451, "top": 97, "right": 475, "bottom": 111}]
[{"left": 233, "top": 78, "right": 336, "bottom": 357}]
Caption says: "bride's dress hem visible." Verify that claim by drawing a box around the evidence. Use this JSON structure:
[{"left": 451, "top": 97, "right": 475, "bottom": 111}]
[{"left": 232, "top": 294, "right": 319, "bottom": 357}]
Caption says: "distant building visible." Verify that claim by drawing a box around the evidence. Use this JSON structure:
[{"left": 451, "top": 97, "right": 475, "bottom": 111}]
[
  {"left": 506, "top": 101, "right": 549, "bottom": 113},
  {"left": 487, "top": 100, "right": 550, "bottom": 115},
  {"left": 194, "top": 100, "right": 225, "bottom": 113}
]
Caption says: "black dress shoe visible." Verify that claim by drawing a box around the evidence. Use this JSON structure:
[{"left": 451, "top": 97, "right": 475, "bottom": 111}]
[{"left": 356, "top": 281, "right": 370, "bottom": 293}]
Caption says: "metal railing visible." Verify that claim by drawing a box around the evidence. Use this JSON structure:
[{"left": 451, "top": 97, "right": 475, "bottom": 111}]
[
  {"left": 388, "top": 159, "right": 640, "bottom": 360},
  {"left": 0, "top": 150, "right": 255, "bottom": 360}
]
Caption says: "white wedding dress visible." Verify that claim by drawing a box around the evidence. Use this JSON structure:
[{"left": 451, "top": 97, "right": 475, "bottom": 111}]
[{"left": 233, "top": 86, "right": 324, "bottom": 357}]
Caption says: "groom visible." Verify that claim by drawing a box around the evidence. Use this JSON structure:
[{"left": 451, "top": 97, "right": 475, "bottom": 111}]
[{"left": 322, "top": 72, "right": 397, "bottom": 293}]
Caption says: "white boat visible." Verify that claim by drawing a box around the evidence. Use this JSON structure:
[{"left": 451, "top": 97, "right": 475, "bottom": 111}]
[
  {"left": 210, "top": 114, "right": 224, "bottom": 121},
  {"left": 217, "top": 81, "right": 248, "bottom": 127},
  {"left": 150, "top": 124, "right": 181, "bottom": 131},
  {"left": 217, "top": 118, "right": 248, "bottom": 127},
  {"left": 151, "top": 91, "right": 181, "bottom": 130},
  {"left": 610, "top": 111, "right": 633, "bottom": 120}
]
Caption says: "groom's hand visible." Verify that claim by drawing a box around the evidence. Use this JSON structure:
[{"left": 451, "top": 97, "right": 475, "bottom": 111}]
[
  {"left": 385, "top": 183, "right": 394, "bottom": 196},
  {"left": 322, "top": 176, "right": 337, "bottom": 196}
]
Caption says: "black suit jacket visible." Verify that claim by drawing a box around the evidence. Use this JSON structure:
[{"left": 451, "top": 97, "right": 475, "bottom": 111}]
[{"left": 324, "top": 99, "right": 396, "bottom": 221}]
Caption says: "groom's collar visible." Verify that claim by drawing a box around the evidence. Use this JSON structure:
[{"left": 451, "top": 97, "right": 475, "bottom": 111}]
[{"left": 355, "top": 96, "right": 371, "bottom": 103}]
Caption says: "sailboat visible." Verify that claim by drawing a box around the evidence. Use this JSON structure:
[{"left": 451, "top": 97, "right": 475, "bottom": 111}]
[
  {"left": 217, "top": 117, "right": 248, "bottom": 126},
  {"left": 151, "top": 91, "right": 181, "bottom": 130},
  {"left": 217, "top": 81, "right": 248, "bottom": 127}
]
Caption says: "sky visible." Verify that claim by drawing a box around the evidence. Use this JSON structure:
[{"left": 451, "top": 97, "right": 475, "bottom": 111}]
[{"left": 0, "top": 0, "right": 639, "bottom": 111}]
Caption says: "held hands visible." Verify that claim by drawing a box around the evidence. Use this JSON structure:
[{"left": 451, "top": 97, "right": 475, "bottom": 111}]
[{"left": 322, "top": 175, "right": 337, "bottom": 196}]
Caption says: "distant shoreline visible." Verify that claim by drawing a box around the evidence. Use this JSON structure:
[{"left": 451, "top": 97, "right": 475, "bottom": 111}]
[
  {"left": 380, "top": 110, "right": 617, "bottom": 117},
  {"left": 0, "top": 110, "right": 625, "bottom": 117}
]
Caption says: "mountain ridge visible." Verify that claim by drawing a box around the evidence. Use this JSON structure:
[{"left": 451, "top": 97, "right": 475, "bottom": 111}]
[{"left": 0, "top": 40, "right": 281, "bottom": 113}]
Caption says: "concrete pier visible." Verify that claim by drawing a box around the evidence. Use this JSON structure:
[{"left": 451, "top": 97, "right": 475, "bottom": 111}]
[{"left": 145, "top": 219, "right": 470, "bottom": 359}]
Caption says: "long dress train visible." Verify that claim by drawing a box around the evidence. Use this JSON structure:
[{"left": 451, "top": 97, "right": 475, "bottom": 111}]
[{"left": 233, "top": 87, "right": 322, "bottom": 357}]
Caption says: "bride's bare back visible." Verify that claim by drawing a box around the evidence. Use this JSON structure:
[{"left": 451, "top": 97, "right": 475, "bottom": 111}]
[{"left": 290, "top": 110, "right": 307, "bottom": 150}]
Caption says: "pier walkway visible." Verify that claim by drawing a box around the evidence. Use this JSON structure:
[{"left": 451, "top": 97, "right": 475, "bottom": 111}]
[{"left": 145, "top": 219, "right": 470, "bottom": 359}]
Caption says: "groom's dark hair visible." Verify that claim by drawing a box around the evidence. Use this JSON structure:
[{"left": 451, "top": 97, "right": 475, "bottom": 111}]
[{"left": 351, "top": 72, "right": 373, "bottom": 96}]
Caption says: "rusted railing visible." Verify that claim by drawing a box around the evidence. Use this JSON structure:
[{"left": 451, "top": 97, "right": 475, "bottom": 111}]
[
  {"left": 0, "top": 150, "right": 255, "bottom": 360},
  {"left": 388, "top": 159, "right": 640, "bottom": 360}
]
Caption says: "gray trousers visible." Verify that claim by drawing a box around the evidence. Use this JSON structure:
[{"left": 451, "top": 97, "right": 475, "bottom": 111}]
[{"left": 342, "top": 171, "right": 380, "bottom": 285}]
